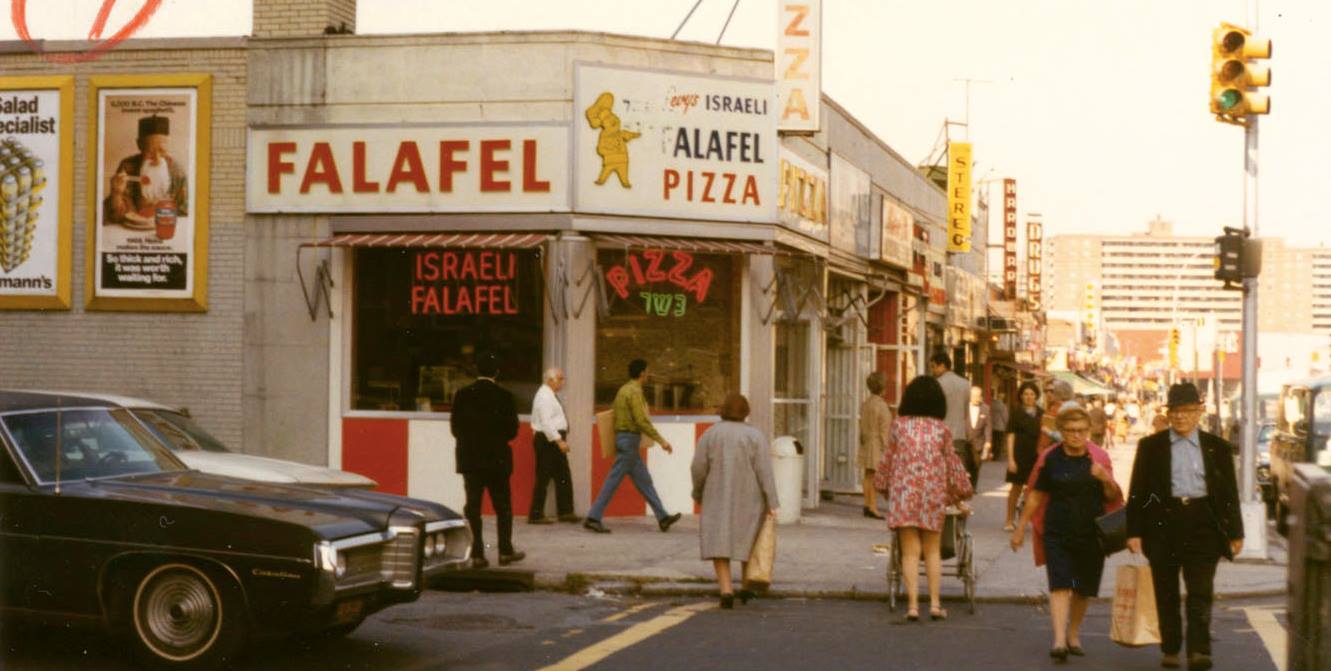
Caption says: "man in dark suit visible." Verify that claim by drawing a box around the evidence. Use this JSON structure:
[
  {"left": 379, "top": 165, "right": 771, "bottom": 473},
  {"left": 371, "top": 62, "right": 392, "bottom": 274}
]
[
  {"left": 1126, "top": 383, "right": 1243, "bottom": 671},
  {"left": 450, "top": 352, "right": 524, "bottom": 568}
]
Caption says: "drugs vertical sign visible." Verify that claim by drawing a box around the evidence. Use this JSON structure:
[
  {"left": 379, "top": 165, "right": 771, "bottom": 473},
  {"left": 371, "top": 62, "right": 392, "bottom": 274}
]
[{"left": 0, "top": 76, "right": 73, "bottom": 310}]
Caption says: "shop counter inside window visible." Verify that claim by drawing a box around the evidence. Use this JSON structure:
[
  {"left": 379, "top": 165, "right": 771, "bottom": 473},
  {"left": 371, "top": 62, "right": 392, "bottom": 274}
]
[
  {"left": 594, "top": 249, "right": 741, "bottom": 414},
  {"left": 353, "top": 247, "right": 543, "bottom": 412}
]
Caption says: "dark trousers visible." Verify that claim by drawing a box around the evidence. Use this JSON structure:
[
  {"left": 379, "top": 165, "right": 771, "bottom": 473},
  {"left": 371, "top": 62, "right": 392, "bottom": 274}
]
[
  {"left": 954, "top": 439, "right": 979, "bottom": 490},
  {"left": 463, "top": 470, "right": 514, "bottom": 558},
  {"left": 529, "top": 432, "right": 574, "bottom": 519},
  {"left": 1149, "top": 501, "right": 1223, "bottom": 657},
  {"left": 990, "top": 430, "right": 1006, "bottom": 461}
]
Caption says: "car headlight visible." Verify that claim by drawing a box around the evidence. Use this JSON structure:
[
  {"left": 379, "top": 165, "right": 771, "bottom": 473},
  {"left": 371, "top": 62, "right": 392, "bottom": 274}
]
[
  {"left": 335, "top": 552, "right": 347, "bottom": 578},
  {"left": 423, "top": 537, "right": 435, "bottom": 558},
  {"left": 434, "top": 533, "right": 446, "bottom": 556}
]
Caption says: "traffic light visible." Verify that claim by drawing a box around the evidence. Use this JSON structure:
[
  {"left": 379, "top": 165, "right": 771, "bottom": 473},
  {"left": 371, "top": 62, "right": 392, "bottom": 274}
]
[
  {"left": 1169, "top": 328, "right": 1181, "bottom": 368},
  {"left": 1210, "top": 22, "right": 1271, "bottom": 124},
  {"left": 1215, "top": 228, "right": 1244, "bottom": 285},
  {"left": 1082, "top": 282, "right": 1098, "bottom": 325}
]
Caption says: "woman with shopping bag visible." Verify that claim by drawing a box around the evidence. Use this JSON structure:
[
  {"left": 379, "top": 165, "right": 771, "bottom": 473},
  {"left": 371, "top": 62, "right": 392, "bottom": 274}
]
[
  {"left": 1010, "top": 405, "right": 1124, "bottom": 662},
  {"left": 691, "top": 394, "right": 779, "bottom": 609}
]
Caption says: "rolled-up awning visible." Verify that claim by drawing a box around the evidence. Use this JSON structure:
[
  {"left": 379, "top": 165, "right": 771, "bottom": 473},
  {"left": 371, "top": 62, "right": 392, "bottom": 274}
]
[
  {"left": 593, "top": 233, "right": 779, "bottom": 255},
  {"left": 301, "top": 232, "right": 548, "bottom": 249}
]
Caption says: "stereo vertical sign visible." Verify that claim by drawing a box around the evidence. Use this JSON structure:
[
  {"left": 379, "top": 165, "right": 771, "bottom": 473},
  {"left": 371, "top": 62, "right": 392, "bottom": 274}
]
[
  {"left": 776, "top": 1, "right": 820, "bottom": 132},
  {"left": 946, "top": 141, "right": 971, "bottom": 252},
  {"left": 1003, "top": 178, "right": 1018, "bottom": 299}
]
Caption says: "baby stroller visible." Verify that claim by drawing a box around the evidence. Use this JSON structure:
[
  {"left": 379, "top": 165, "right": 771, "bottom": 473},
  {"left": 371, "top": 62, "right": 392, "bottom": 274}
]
[{"left": 885, "top": 506, "right": 976, "bottom": 614}]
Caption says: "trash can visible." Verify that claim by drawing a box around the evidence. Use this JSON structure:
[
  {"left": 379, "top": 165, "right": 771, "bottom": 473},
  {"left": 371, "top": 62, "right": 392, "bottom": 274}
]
[
  {"left": 1289, "top": 463, "right": 1331, "bottom": 671},
  {"left": 771, "top": 436, "right": 804, "bottom": 525}
]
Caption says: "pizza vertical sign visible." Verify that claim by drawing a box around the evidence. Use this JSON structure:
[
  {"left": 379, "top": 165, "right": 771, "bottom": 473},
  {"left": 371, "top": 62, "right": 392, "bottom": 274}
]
[
  {"left": 0, "top": 76, "right": 73, "bottom": 310},
  {"left": 776, "top": 0, "right": 820, "bottom": 132},
  {"left": 88, "top": 74, "right": 211, "bottom": 312},
  {"left": 1003, "top": 179, "right": 1018, "bottom": 300},
  {"left": 573, "top": 63, "right": 778, "bottom": 224},
  {"left": 1026, "top": 213, "right": 1043, "bottom": 311}
]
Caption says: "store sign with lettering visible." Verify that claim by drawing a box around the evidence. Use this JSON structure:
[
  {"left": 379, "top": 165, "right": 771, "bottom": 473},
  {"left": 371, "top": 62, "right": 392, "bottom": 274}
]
[
  {"left": 776, "top": 0, "right": 820, "bottom": 132},
  {"left": 410, "top": 250, "right": 522, "bottom": 315},
  {"left": 1003, "top": 179, "right": 1018, "bottom": 299},
  {"left": 573, "top": 63, "right": 778, "bottom": 224},
  {"left": 247, "top": 125, "right": 569, "bottom": 213},
  {"left": 604, "top": 250, "right": 714, "bottom": 317},
  {"left": 777, "top": 149, "right": 828, "bottom": 241},
  {"left": 1027, "top": 215, "right": 1043, "bottom": 311}
]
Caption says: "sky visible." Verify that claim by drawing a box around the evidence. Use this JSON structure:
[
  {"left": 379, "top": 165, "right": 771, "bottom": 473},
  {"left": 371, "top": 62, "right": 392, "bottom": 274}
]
[{"left": 3, "top": 0, "right": 1326, "bottom": 245}]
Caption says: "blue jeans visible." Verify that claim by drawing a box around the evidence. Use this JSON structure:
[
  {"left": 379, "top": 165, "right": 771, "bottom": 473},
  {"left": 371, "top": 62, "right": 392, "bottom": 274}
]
[{"left": 587, "top": 432, "right": 669, "bottom": 522}]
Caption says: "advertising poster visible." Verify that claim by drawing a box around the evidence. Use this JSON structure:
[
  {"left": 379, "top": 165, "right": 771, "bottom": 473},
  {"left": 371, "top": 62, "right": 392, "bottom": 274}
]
[
  {"left": 0, "top": 76, "right": 72, "bottom": 310},
  {"left": 88, "top": 74, "right": 210, "bottom": 311},
  {"left": 880, "top": 196, "right": 914, "bottom": 271},
  {"left": 573, "top": 63, "right": 779, "bottom": 224}
]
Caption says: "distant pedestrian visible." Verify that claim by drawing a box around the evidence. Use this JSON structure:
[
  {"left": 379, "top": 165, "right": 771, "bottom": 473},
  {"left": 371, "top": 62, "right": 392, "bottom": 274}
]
[
  {"left": 859, "top": 372, "right": 892, "bottom": 519},
  {"left": 584, "top": 358, "right": 683, "bottom": 534},
  {"left": 1088, "top": 397, "right": 1108, "bottom": 447},
  {"left": 450, "top": 352, "right": 524, "bottom": 568},
  {"left": 528, "top": 367, "right": 580, "bottom": 525},
  {"left": 1010, "top": 405, "right": 1124, "bottom": 662},
  {"left": 930, "top": 352, "right": 977, "bottom": 489},
  {"left": 1103, "top": 398, "right": 1118, "bottom": 448},
  {"left": 1004, "top": 382, "right": 1043, "bottom": 531},
  {"left": 990, "top": 391, "right": 1010, "bottom": 462},
  {"left": 969, "top": 386, "right": 992, "bottom": 462},
  {"left": 691, "top": 394, "right": 779, "bottom": 610},
  {"left": 874, "top": 375, "right": 974, "bottom": 622},
  {"left": 1126, "top": 400, "right": 1142, "bottom": 430},
  {"left": 1126, "top": 383, "right": 1243, "bottom": 671},
  {"left": 1151, "top": 413, "right": 1169, "bottom": 434}
]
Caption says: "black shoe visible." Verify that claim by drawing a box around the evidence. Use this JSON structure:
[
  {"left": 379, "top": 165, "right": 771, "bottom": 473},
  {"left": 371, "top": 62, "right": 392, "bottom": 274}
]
[
  {"left": 471, "top": 557, "right": 489, "bottom": 569},
  {"left": 527, "top": 517, "right": 554, "bottom": 525},
  {"left": 1068, "top": 645, "right": 1085, "bottom": 657},
  {"left": 498, "top": 550, "right": 525, "bottom": 566},
  {"left": 1161, "top": 653, "right": 1180, "bottom": 669},
  {"left": 558, "top": 514, "right": 583, "bottom": 523},
  {"left": 863, "top": 507, "right": 885, "bottom": 519},
  {"left": 658, "top": 513, "right": 682, "bottom": 532},
  {"left": 583, "top": 519, "right": 611, "bottom": 533},
  {"left": 739, "top": 590, "right": 755, "bottom": 604},
  {"left": 1187, "top": 654, "right": 1212, "bottom": 671},
  {"left": 1050, "top": 647, "right": 1068, "bottom": 663},
  {"left": 719, "top": 593, "right": 734, "bottom": 609}
]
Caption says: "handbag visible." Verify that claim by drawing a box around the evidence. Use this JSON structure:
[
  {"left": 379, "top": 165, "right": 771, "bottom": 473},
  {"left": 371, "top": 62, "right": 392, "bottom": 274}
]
[
  {"left": 743, "top": 515, "right": 777, "bottom": 588},
  {"left": 1095, "top": 507, "right": 1128, "bottom": 556},
  {"left": 1110, "top": 564, "right": 1161, "bottom": 647}
]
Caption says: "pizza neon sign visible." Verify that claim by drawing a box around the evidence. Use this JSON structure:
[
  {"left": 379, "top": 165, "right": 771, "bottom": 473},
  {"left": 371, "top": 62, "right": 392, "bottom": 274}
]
[{"left": 604, "top": 251, "right": 714, "bottom": 317}]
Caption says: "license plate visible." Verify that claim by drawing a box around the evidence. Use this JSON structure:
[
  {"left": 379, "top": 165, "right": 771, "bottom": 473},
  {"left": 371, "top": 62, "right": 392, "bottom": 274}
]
[{"left": 335, "top": 599, "right": 364, "bottom": 623}]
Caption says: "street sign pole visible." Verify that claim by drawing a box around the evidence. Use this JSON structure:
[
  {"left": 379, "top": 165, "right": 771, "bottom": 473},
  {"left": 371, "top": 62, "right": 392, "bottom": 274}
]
[{"left": 1238, "top": 1, "right": 1267, "bottom": 558}]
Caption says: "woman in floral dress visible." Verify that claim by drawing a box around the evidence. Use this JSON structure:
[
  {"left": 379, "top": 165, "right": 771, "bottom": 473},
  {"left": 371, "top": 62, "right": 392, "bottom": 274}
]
[{"left": 875, "top": 375, "right": 975, "bottom": 621}]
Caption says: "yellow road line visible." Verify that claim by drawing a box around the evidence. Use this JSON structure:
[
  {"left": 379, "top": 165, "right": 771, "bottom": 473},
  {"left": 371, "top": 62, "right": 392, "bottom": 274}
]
[
  {"left": 538, "top": 601, "right": 715, "bottom": 671},
  {"left": 1242, "top": 606, "right": 1287, "bottom": 671},
  {"left": 601, "top": 601, "right": 659, "bottom": 623}
]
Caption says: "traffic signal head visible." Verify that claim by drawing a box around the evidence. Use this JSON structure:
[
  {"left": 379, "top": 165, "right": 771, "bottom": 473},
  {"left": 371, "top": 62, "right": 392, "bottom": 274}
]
[
  {"left": 1214, "top": 230, "right": 1244, "bottom": 284},
  {"left": 1211, "top": 23, "right": 1272, "bottom": 123}
]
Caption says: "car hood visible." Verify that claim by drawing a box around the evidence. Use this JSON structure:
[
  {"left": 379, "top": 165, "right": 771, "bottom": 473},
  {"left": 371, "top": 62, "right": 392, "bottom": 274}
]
[
  {"left": 175, "top": 451, "right": 377, "bottom": 489},
  {"left": 82, "top": 471, "right": 406, "bottom": 540}
]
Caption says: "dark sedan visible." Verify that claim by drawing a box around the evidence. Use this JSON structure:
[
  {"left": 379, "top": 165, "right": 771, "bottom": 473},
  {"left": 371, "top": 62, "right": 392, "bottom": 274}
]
[{"left": 0, "top": 391, "right": 471, "bottom": 669}]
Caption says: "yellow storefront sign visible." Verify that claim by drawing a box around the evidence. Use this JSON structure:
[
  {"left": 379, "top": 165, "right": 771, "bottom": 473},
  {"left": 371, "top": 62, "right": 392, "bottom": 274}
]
[{"left": 947, "top": 141, "right": 972, "bottom": 252}]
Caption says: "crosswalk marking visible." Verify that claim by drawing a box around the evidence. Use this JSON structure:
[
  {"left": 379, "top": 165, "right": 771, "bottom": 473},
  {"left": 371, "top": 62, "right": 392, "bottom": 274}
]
[
  {"left": 538, "top": 601, "right": 714, "bottom": 670},
  {"left": 601, "top": 601, "right": 661, "bottom": 623},
  {"left": 1241, "top": 605, "right": 1287, "bottom": 671}
]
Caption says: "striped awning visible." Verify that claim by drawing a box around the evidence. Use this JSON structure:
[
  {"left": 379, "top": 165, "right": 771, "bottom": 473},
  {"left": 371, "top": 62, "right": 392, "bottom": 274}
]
[
  {"left": 302, "top": 232, "right": 548, "bottom": 249},
  {"left": 594, "top": 233, "right": 778, "bottom": 255}
]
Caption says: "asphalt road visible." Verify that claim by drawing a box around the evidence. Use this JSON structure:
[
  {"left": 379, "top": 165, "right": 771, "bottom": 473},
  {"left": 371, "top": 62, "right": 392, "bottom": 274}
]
[{"left": 0, "top": 591, "right": 1287, "bottom": 670}]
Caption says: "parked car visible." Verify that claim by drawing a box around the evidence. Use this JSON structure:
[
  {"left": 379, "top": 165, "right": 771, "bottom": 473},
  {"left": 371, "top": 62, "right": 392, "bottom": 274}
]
[
  {"left": 0, "top": 391, "right": 471, "bottom": 669},
  {"left": 1268, "top": 377, "right": 1331, "bottom": 535},
  {"left": 1255, "top": 420, "right": 1275, "bottom": 516},
  {"left": 17, "top": 391, "right": 376, "bottom": 489}
]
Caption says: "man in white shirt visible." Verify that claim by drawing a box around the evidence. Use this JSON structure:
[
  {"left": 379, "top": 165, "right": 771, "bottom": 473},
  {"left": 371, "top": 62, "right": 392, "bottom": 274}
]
[
  {"left": 931, "top": 352, "right": 977, "bottom": 488},
  {"left": 528, "top": 367, "right": 580, "bottom": 524}
]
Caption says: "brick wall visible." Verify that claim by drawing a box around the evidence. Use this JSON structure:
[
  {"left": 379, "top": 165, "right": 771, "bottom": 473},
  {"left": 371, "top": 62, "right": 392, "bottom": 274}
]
[
  {"left": 0, "top": 45, "right": 247, "bottom": 450},
  {"left": 254, "top": 0, "right": 358, "bottom": 38}
]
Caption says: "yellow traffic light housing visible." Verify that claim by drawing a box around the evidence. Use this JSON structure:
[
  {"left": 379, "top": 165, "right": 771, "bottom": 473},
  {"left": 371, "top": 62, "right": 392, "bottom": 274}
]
[{"left": 1211, "top": 22, "right": 1272, "bottom": 124}]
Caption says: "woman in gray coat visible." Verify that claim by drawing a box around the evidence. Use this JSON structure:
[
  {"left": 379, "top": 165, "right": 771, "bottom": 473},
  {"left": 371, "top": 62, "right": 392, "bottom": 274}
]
[{"left": 691, "top": 393, "right": 779, "bottom": 609}]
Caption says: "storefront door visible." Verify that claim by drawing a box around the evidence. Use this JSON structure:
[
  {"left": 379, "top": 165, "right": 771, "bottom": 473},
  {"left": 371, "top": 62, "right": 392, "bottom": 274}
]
[{"left": 774, "top": 319, "right": 820, "bottom": 509}]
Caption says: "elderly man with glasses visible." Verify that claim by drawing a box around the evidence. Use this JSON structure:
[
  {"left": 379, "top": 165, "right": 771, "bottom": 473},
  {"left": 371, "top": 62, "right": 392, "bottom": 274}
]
[{"left": 1125, "top": 383, "right": 1244, "bottom": 671}]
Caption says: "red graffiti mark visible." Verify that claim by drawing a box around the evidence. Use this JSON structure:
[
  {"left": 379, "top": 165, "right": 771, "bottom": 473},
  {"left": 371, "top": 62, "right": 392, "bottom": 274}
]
[{"left": 11, "top": 0, "right": 164, "bottom": 63}]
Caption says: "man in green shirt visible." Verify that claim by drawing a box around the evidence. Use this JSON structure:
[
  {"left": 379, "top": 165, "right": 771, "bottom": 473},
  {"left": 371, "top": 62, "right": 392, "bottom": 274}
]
[{"left": 584, "top": 358, "right": 683, "bottom": 533}]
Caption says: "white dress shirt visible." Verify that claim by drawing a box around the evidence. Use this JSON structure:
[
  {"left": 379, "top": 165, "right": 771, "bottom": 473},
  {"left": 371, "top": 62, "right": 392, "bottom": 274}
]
[{"left": 531, "top": 383, "right": 568, "bottom": 443}]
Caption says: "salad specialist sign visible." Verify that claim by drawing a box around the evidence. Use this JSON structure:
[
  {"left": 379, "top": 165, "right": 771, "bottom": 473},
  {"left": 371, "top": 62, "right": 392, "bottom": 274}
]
[
  {"left": 574, "top": 63, "right": 778, "bottom": 224},
  {"left": 0, "top": 75, "right": 73, "bottom": 310}
]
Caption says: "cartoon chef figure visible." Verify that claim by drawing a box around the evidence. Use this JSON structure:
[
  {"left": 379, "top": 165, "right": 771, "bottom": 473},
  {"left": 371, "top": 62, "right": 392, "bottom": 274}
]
[{"left": 584, "top": 92, "right": 639, "bottom": 188}]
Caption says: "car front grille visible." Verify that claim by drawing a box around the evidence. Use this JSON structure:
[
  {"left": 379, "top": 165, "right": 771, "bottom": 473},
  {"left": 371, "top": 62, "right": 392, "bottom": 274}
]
[
  {"left": 383, "top": 528, "right": 418, "bottom": 589},
  {"left": 334, "top": 528, "right": 421, "bottom": 591}
]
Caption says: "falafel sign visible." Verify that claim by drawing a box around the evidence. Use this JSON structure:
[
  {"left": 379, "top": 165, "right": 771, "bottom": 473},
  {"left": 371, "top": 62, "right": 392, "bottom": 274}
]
[
  {"left": 573, "top": 63, "right": 778, "bottom": 224},
  {"left": 89, "top": 74, "right": 211, "bottom": 312},
  {"left": 0, "top": 76, "right": 73, "bottom": 310}
]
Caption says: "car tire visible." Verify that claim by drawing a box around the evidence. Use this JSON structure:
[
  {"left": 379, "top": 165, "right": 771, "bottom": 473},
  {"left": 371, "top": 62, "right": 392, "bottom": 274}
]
[{"left": 126, "top": 562, "right": 247, "bottom": 670}]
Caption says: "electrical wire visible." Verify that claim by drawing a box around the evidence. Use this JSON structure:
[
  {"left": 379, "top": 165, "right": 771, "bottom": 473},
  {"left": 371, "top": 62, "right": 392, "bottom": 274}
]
[
  {"left": 716, "top": 0, "right": 741, "bottom": 44},
  {"left": 671, "top": 0, "right": 705, "bottom": 40}
]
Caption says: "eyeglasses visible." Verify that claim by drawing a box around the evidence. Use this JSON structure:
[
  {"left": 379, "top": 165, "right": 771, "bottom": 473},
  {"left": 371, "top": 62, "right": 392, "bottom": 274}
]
[{"left": 1061, "top": 427, "right": 1091, "bottom": 435}]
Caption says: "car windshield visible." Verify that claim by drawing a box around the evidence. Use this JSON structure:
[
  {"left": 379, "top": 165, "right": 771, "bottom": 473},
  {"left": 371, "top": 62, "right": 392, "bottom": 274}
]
[
  {"left": 1257, "top": 424, "right": 1273, "bottom": 443},
  {"left": 2, "top": 408, "right": 183, "bottom": 483},
  {"left": 134, "top": 409, "right": 230, "bottom": 453}
]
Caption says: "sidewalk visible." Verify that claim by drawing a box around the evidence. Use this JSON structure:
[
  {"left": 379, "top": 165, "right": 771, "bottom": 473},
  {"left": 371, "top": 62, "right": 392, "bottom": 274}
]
[{"left": 459, "top": 444, "right": 1288, "bottom": 603}]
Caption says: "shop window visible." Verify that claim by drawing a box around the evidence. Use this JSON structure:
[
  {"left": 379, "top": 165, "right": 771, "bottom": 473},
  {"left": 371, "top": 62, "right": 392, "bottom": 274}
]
[
  {"left": 352, "top": 247, "right": 544, "bottom": 412},
  {"left": 594, "top": 249, "right": 741, "bottom": 414}
]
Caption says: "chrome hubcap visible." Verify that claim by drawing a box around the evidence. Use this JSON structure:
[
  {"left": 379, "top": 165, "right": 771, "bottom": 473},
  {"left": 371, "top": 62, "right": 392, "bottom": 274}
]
[{"left": 137, "top": 569, "right": 218, "bottom": 658}]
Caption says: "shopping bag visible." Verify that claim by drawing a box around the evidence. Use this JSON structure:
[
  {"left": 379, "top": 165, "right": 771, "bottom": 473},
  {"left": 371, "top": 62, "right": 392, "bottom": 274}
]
[
  {"left": 1110, "top": 564, "right": 1161, "bottom": 647},
  {"left": 743, "top": 516, "right": 777, "bottom": 588},
  {"left": 596, "top": 409, "right": 615, "bottom": 459}
]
